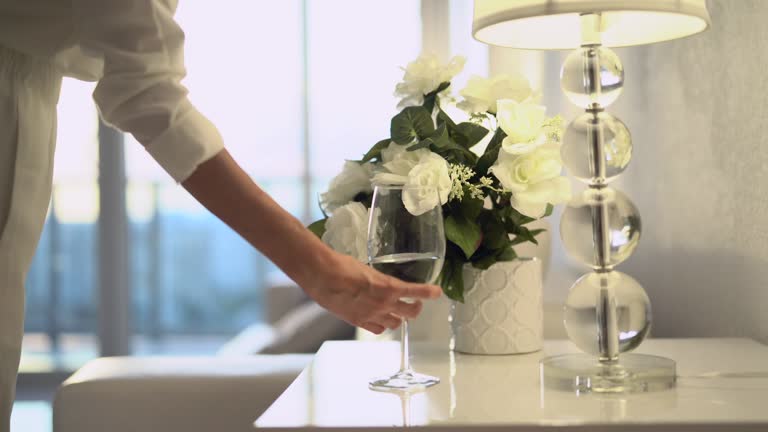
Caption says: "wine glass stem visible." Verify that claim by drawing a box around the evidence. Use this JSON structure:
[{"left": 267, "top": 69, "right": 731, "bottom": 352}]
[{"left": 400, "top": 318, "right": 411, "bottom": 373}]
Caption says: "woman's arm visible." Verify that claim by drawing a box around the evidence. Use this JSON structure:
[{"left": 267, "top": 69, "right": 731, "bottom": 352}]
[
  {"left": 75, "top": 1, "right": 438, "bottom": 332},
  {"left": 182, "top": 150, "right": 441, "bottom": 334}
]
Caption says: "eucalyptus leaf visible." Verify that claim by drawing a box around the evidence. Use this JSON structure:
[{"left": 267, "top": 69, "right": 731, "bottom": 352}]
[{"left": 390, "top": 106, "right": 435, "bottom": 145}]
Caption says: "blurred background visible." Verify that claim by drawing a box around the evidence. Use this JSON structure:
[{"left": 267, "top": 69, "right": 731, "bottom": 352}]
[
  {"left": 14, "top": 0, "right": 768, "bottom": 430},
  {"left": 14, "top": 1, "right": 493, "bottom": 429}
]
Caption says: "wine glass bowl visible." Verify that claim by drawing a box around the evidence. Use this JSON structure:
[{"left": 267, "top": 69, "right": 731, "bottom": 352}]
[{"left": 367, "top": 184, "right": 446, "bottom": 392}]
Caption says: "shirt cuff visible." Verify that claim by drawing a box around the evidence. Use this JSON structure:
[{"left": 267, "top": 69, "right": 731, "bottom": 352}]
[{"left": 145, "top": 106, "right": 225, "bottom": 183}]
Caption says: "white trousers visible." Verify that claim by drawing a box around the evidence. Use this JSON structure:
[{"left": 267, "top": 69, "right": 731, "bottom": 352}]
[{"left": 0, "top": 46, "right": 62, "bottom": 431}]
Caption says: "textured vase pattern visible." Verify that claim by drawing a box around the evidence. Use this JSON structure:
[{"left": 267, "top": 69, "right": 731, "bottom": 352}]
[{"left": 452, "top": 259, "right": 543, "bottom": 354}]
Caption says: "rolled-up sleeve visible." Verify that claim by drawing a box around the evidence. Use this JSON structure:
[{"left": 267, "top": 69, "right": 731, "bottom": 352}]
[{"left": 74, "top": 0, "right": 224, "bottom": 182}]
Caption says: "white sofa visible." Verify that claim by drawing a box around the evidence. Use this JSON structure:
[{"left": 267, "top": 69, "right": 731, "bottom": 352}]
[
  {"left": 53, "top": 284, "right": 335, "bottom": 432},
  {"left": 53, "top": 355, "right": 311, "bottom": 432}
]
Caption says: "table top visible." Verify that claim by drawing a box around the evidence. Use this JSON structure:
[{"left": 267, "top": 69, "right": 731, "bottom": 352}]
[{"left": 255, "top": 338, "right": 768, "bottom": 431}]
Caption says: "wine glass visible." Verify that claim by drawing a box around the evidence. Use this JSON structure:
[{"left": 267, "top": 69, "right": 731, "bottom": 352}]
[{"left": 367, "top": 183, "right": 446, "bottom": 391}]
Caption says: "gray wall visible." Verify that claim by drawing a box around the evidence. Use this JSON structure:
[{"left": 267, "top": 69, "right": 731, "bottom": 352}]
[{"left": 546, "top": 0, "right": 768, "bottom": 343}]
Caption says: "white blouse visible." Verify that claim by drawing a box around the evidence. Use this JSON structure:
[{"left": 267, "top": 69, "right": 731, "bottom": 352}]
[{"left": 0, "top": 0, "right": 224, "bottom": 182}]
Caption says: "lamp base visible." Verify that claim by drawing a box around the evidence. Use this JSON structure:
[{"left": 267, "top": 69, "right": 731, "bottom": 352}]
[{"left": 540, "top": 353, "right": 676, "bottom": 393}]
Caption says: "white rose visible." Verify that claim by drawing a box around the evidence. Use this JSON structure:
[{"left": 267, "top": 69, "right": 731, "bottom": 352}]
[
  {"left": 490, "top": 144, "right": 571, "bottom": 218},
  {"left": 321, "top": 202, "right": 369, "bottom": 262},
  {"left": 395, "top": 54, "right": 466, "bottom": 109},
  {"left": 457, "top": 73, "right": 532, "bottom": 114},
  {"left": 496, "top": 99, "right": 547, "bottom": 153},
  {"left": 403, "top": 152, "right": 452, "bottom": 216},
  {"left": 491, "top": 144, "right": 562, "bottom": 192},
  {"left": 320, "top": 161, "right": 374, "bottom": 213},
  {"left": 510, "top": 177, "right": 572, "bottom": 219},
  {"left": 372, "top": 141, "right": 431, "bottom": 185}
]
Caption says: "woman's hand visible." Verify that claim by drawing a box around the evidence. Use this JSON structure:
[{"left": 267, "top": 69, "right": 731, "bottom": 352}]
[
  {"left": 301, "top": 252, "right": 442, "bottom": 334},
  {"left": 182, "top": 150, "right": 441, "bottom": 334}
]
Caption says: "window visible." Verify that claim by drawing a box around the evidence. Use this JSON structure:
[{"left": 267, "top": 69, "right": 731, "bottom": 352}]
[
  {"left": 125, "top": 0, "right": 422, "bottom": 354},
  {"left": 124, "top": 0, "right": 307, "bottom": 354},
  {"left": 21, "top": 0, "right": 487, "bottom": 365}
]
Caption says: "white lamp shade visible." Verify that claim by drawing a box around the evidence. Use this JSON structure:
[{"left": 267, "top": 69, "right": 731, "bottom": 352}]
[{"left": 473, "top": 0, "right": 711, "bottom": 49}]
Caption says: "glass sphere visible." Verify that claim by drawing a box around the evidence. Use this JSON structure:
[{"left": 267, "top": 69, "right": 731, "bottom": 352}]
[
  {"left": 564, "top": 271, "right": 651, "bottom": 356},
  {"left": 562, "top": 112, "right": 632, "bottom": 185},
  {"left": 561, "top": 47, "right": 624, "bottom": 108},
  {"left": 560, "top": 188, "right": 641, "bottom": 269}
]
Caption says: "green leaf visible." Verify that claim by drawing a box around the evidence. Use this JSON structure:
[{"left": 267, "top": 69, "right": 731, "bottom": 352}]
[
  {"left": 390, "top": 106, "right": 435, "bottom": 145},
  {"left": 481, "top": 216, "right": 509, "bottom": 250},
  {"left": 472, "top": 253, "right": 497, "bottom": 270},
  {"left": 423, "top": 82, "right": 451, "bottom": 113},
  {"left": 459, "top": 197, "right": 484, "bottom": 220},
  {"left": 445, "top": 215, "right": 482, "bottom": 259},
  {"left": 430, "top": 124, "right": 451, "bottom": 146},
  {"left": 362, "top": 139, "right": 391, "bottom": 162},
  {"left": 437, "top": 107, "right": 458, "bottom": 130},
  {"left": 447, "top": 262, "right": 465, "bottom": 302},
  {"left": 406, "top": 138, "right": 432, "bottom": 152},
  {"left": 497, "top": 246, "right": 518, "bottom": 262},
  {"left": 455, "top": 122, "right": 490, "bottom": 148},
  {"left": 543, "top": 203, "right": 555, "bottom": 217},
  {"left": 514, "top": 226, "right": 539, "bottom": 245},
  {"left": 508, "top": 235, "right": 532, "bottom": 246},
  {"left": 475, "top": 128, "right": 506, "bottom": 177},
  {"left": 439, "top": 248, "right": 465, "bottom": 302},
  {"left": 433, "top": 81, "right": 451, "bottom": 94},
  {"left": 503, "top": 205, "right": 536, "bottom": 227},
  {"left": 307, "top": 219, "right": 327, "bottom": 238},
  {"left": 428, "top": 124, "right": 477, "bottom": 164}
]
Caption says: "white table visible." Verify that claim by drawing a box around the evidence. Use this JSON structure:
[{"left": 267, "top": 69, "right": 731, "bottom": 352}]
[{"left": 255, "top": 338, "right": 768, "bottom": 431}]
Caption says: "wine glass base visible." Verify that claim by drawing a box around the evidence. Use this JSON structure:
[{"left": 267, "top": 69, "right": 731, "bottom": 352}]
[
  {"left": 540, "top": 353, "right": 676, "bottom": 393},
  {"left": 369, "top": 370, "right": 440, "bottom": 392}
]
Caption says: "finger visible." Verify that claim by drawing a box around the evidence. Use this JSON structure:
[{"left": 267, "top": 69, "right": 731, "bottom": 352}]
[
  {"left": 392, "top": 300, "right": 423, "bottom": 320},
  {"left": 361, "top": 322, "right": 386, "bottom": 335},
  {"left": 395, "top": 281, "right": 442, "bottom": 300},
  {"left": 378, "top": 314, "right": 402, "bottom": 330}
]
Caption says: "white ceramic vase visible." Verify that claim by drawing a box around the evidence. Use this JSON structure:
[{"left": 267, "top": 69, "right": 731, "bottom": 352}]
[{"left": 451, "top": 258, "right": 543, "bottom": 355}]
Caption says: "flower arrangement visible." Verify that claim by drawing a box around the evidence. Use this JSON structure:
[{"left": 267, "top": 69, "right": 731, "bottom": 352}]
[{"left": 309, "top": 54, "right": 571, "bottom": 301}]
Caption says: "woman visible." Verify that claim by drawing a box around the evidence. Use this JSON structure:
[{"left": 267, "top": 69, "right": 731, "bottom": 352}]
[{"left": 0, "top": 1, "right": 439, "bottom": 428}]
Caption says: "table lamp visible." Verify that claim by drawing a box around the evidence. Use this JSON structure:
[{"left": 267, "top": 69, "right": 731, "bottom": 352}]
[{"left": 472, "top": 0, "right": 711, "bottom": 393}]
